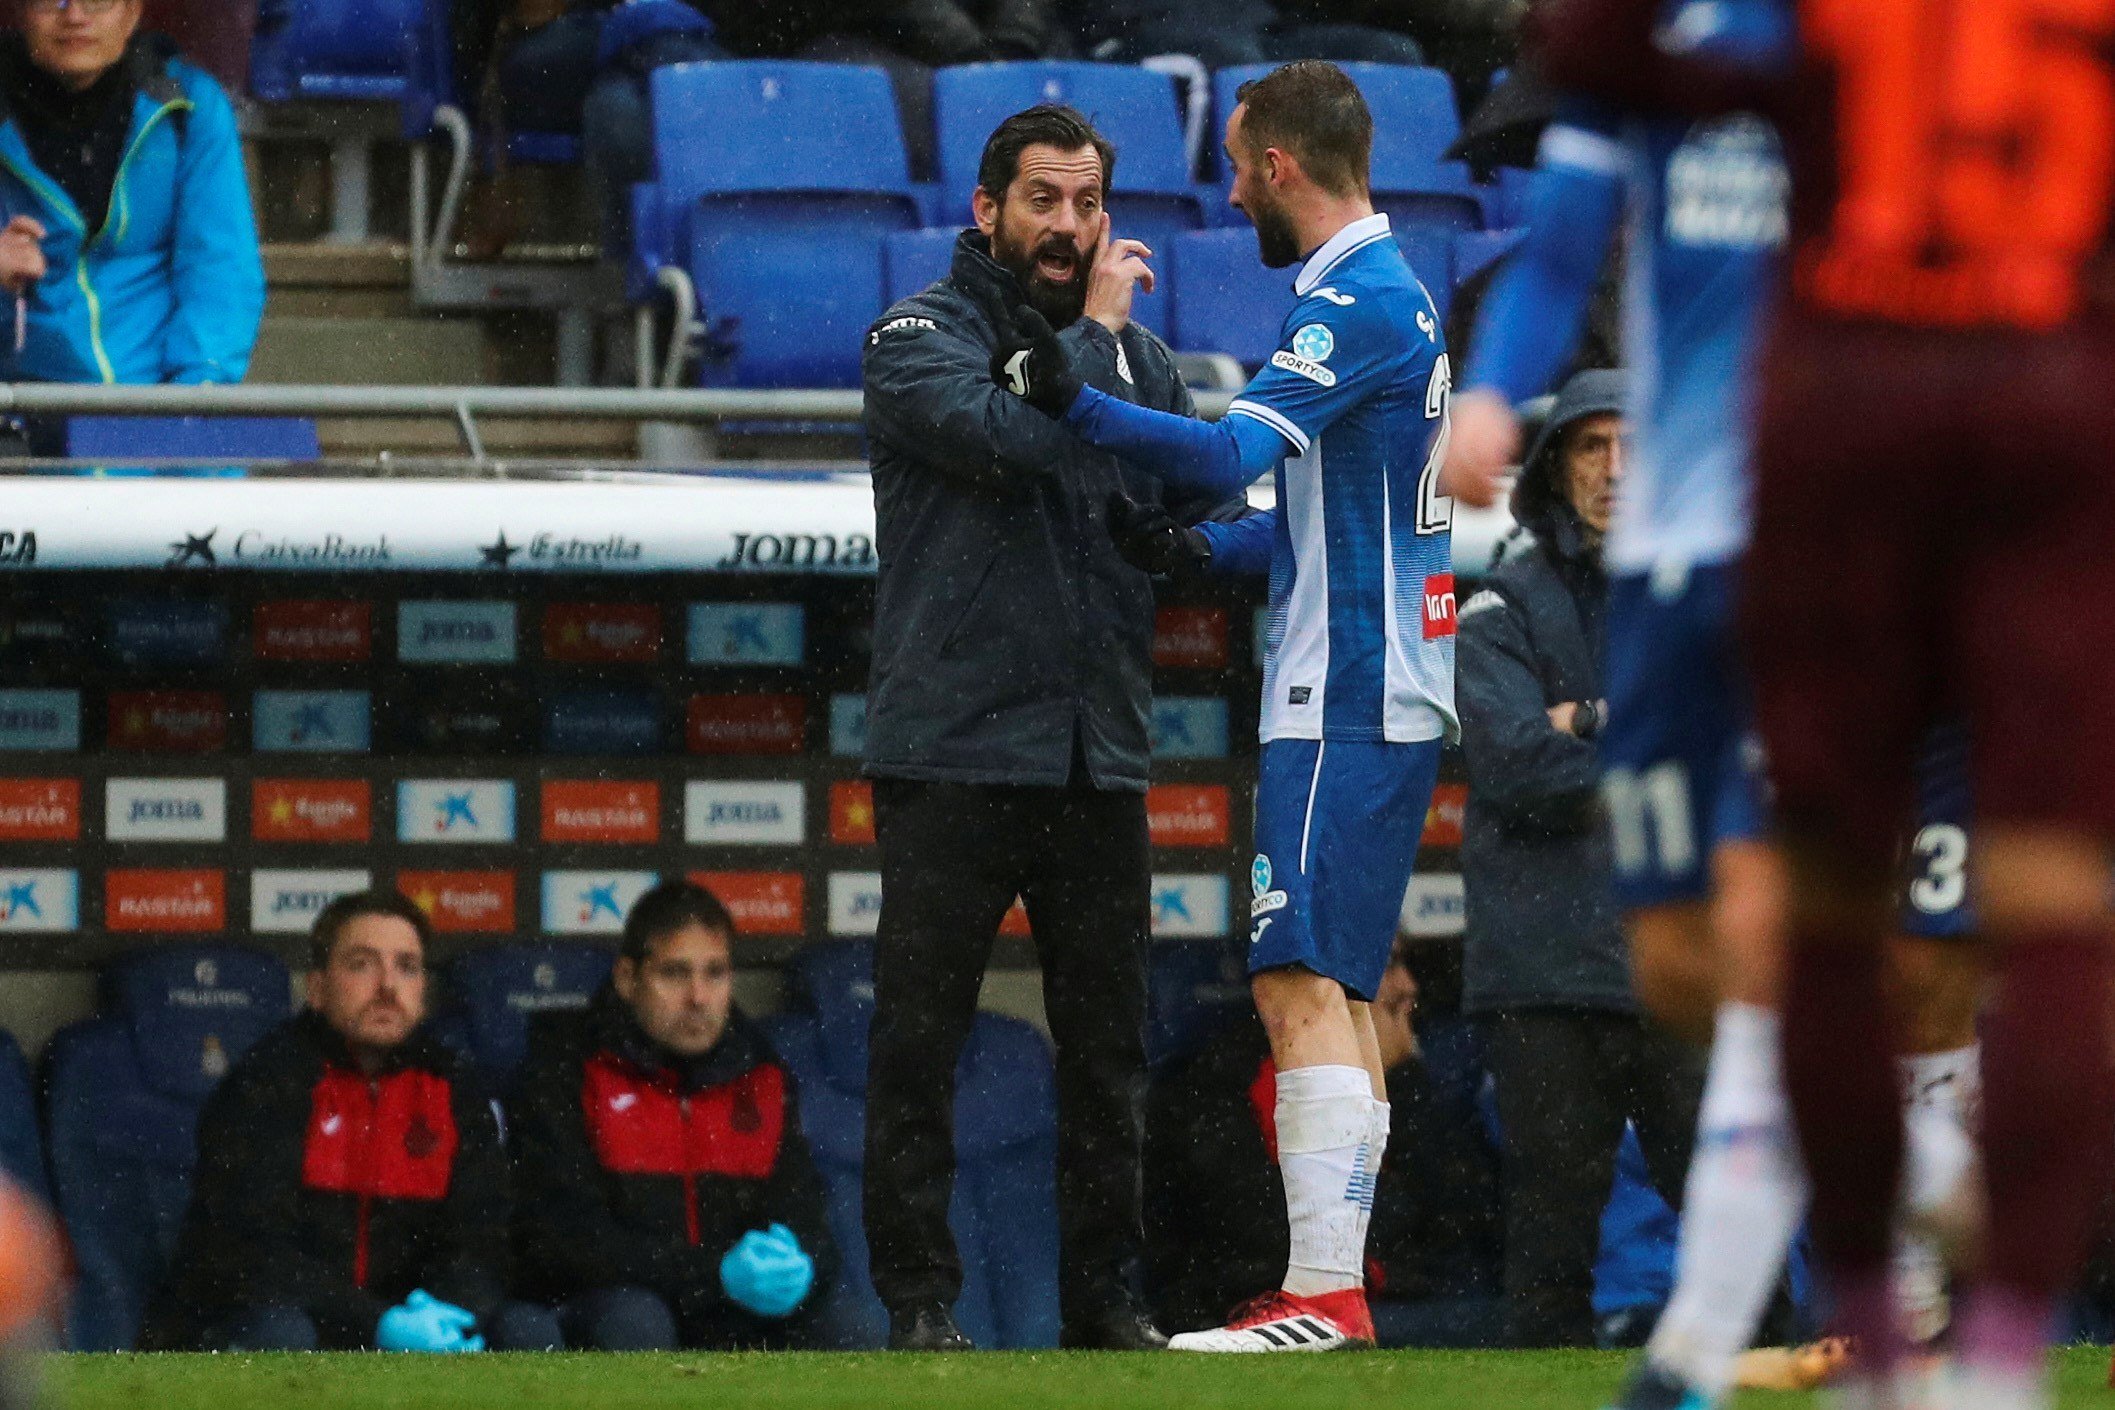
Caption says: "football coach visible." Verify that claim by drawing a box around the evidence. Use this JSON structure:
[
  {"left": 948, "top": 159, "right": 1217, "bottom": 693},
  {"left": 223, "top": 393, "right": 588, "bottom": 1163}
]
[{"left": 859, "top": 103, "right": 1221, "bottom": 1353}]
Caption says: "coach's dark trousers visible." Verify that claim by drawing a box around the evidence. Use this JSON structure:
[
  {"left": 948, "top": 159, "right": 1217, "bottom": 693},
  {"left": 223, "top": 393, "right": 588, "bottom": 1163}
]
[{"left": 864, "top": 773, "right": 1152, "bottom": 1329}]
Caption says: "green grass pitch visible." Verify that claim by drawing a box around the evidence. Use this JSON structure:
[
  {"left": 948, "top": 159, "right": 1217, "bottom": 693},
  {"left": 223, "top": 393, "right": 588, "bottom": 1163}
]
[{"left": 41, "top": 1348, "right": 2115, "bottom": 1410}]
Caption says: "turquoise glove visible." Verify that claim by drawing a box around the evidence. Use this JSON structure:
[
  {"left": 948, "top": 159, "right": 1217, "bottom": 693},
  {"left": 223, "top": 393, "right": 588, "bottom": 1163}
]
[
  {"left": 719, "top": 1224, "right": 815, "bottom": 1319},
  {"left": 376, "top": 1289, "right": 486, "bottom": 1353}
]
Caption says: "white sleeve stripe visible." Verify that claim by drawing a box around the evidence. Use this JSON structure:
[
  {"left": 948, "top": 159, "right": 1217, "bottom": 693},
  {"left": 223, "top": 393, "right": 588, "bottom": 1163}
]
[
  {"left": 1227, "top": 399, "right": 1310, "bottom": 454},
  {"left": 1537, "top": 123, "right": 1627, "bottom": 177}
]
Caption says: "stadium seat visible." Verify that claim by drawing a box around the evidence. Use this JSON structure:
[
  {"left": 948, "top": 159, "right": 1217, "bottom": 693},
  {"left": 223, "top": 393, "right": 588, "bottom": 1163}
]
[
  {"left": 932, "top": 62, "right": 1202, "bottom": 336},
  {"left": 44, "top": 947, "right": 291, "bottom": 1350},
  {"left": 1144, "top": 939, "right": 1249, "bottom": 1067},
  {"left": 1168, "top": 228, "right": 1297, "bottom": 368},
  {"left": 1392, "top": 220, "right": 1455, "bottom": 325},
  {"left": 1212, "top": 64, "right": 1482, "bottom": 235},
  {"left": 250, "top": 0, "right": 419, "bottom": 103},
  {"left": 432, "top": 944, "right": 615, "bottom": 1088},
  {"left": 62, "top": 417, "right": 322, "bottom": 469},
  {"left": 637, "top": 63, "right": 920, "bottom": 387},
  {"left": 0, "top": 1031, "right": 47, "bottom": 1204},
  {"left": 883, "top": 228, "right": 962, "bottom": 306},
  {"left": 764, "top": 941, "right": 1061, "bottom": 1350},
  {"left": 1453, "top": 227, "right": 1526, "bottom": 290}
]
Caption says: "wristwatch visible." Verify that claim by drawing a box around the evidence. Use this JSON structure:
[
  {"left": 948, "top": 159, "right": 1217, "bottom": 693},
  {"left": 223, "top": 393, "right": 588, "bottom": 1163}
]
[{"left": 1571, "top": 700, "right": 1602, "bottom": 740}]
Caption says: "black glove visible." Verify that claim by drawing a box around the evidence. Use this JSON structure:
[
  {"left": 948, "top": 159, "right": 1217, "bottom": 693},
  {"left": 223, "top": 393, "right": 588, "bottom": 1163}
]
[
  {"left": 990, "top": 304, "right": 1083, "bottom": 418},
  {"left": 1107, "top": 492, "right": 1211, "bottom": 576}
]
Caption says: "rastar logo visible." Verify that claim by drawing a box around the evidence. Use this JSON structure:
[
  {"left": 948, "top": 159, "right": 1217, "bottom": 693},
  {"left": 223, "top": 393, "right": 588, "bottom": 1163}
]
[
  {"left": 1153, "top": 608, "right": 1231, "bottom": 669},
  {"left": 1423, "top": 574, "right": 1458, "bottom": 639},
  {"left": 829, "top": 781, "right": 876, "bottom": 846},
  {"left": 714, "top": 533, "right": 876, "bottom": 572},
  {"left": 108, "top": 691, "right": 227, "bottom": 752},
  {"left": 687, "top": 695, "right": 808, "bottom": 755},
  {"left": 0, "top": 531, "right": 35, "bottom": 565},
  {"left": 543, "top": 604, "right": 663, "bottom": 664},
  {"left": 401, "top": 871, "right": 516, "bottom": 933},
  {"left": 106, "top": 869, "right": 226, "bottom": 932},
  {"left": 0, "top": 781, "right": 79, "bottom": 840},
  {"left": 1422, "top": 783, "right": 1468, "bottom": 849},
  {"left": 688, "top": 871, "right": 805, "bottom": 936},
  {"left": 255, "top": 601, "right": 373, "bottom": 662},
  {"left": 542, "top": 781, "right": 660, "bottom": 844},
  {"left": 253, "top": 780, "right": 372, "bottom": 843},
  {"left": 1147, "top": 785, "right": 1232, "bottom": 848}
]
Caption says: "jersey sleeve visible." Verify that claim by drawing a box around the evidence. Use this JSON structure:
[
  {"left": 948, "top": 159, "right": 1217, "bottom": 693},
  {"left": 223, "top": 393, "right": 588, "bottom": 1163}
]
[{"left": 1227, "top": 292, "right": 1428, "bottom": 455}]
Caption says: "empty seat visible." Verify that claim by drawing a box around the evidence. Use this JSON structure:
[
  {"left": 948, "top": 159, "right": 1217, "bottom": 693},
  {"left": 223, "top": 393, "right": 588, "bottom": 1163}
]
[
  {"left": 884, "top": 228, "right": 962, "bottom": 305},
  {"left": 433, "top": 944, "right": 615, "bottom": 1087},
  {"left": 44, "top": 947, "right": 291, "bottom": 1350},
  {"left": 1168, "top": 228, "right": 1295, "bottom": 367},
  {"left": 1392, "top": 219, "right": 1455, "bottom": 324},
  {"left": 1145, "top": 939, "right": 1250, "bottom": 1067},
  {"left": 250, "top": 0, "right": 419, "bottom": 103},
  {"left": 763, "top": 940, "right": 1060, "bottom": 1350},
  {"left": 0, "top": 1031, "right": 46, "bottom": 1204},
  {"left": 638, "top": 63, "right": 919, "bottom": 387},
  {"left": 1453, "top": 227, "right": 1525, "bottom": 289}
]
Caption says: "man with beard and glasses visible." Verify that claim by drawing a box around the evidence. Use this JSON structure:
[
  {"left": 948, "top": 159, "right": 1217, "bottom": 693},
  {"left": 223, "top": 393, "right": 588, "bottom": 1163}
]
[{"left": 859, "top": 102, "right": 1225, "bottom": 1353}]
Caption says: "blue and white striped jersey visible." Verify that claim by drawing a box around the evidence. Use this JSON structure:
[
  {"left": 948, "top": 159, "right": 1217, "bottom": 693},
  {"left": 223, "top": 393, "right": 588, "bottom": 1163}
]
[{"left": 1226, "top": 214, "right": 1458, "bottom": 745}]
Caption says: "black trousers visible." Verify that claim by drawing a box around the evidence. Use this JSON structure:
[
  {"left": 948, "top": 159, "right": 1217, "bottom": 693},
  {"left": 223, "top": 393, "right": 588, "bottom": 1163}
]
[
  {"left": 1485, "top": 1008, "right": 1704, "bottom": 1348},
  {"left": 864, "top": 774, "right": 1151, "bottom": 1327}
]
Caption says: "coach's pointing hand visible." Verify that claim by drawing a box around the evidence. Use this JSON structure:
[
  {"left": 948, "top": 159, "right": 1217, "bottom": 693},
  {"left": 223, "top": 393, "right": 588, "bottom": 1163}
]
[
  {"left": 1084, "top": 211, "right": 1156, "bottom": 335},
  {"left": 991, "top": 304, "right": 1083, "bottom": 418}
]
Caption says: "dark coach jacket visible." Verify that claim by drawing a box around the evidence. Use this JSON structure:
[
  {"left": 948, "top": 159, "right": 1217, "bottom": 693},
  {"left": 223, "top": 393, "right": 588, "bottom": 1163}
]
[
  {"left": 143, "top": 1012, "right": 508, "bottom": 1349},
  {"left": 861, "top": 229, "right": 1221, "bottom": 793},
  {"left": 1458, "top": 371, "right": 1630, "bottom": 1017},
  {"left": 506, "top": 993, "right": 834, "bottom": 1329}
]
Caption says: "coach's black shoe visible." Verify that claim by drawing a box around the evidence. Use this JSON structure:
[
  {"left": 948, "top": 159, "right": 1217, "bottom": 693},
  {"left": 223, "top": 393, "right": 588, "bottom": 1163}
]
[
  {"left": 888, "top": 1304, "right": 975, "bottom": 1352},
  {"left": 1060, "top": 1304, "right": 1169, "bottom": 1351},
  {"left": 1605, "top": 1362, "right": 1709, "bottom": 1410}
]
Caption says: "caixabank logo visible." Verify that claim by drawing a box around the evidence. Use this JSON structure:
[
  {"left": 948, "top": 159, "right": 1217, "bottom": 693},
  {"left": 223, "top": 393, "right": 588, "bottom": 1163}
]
[
  {"left": 0, "top": 869, "right": 77, "bottom": 932},
  {"left": 0, "top": 780, "right": 80, "bottom": 841},
  {"left": 400, "top": 870, "right": 516, "bottom": 934},
  {"left": 688, "top": 871, "right": 804, "bottom": 936},
  {"left": 250, "top": 870, "right": 371, "bottom": 934},
  {"left": 108, "top": 691, "right": 228, "bottom": 753},
  {"left": 397, "top": 781, "right": 516, "bottom": 844},
  {"left": 686, "top": 603, "right": 805, "bottom": 666},
  {"left": 106, "top": 869, "right": 225, "bottom": 932},
  {"left": 0, "top": 690, "right": 78, "bottom": 751},
  {"left": 542, "top": 870, "right": 659, "bottom": 936},
  {"left": 1152, "top": 874, "right": 1231, "bottom": 937},
  {"left": 1149, "top": 698, "right": 1230, "bottom": 759},
  {"left": 253, "top": 780, "right": 372, "bottom": 843},
  {"left": 254, "top": 690, "right": 372, "bottom": 754},
  {"left": 105, "top": 778, "right": 227, "bottom": 842}
]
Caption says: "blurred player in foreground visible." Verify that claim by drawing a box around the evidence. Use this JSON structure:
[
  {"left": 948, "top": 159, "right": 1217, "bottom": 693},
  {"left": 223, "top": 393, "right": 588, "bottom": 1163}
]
[
  {"left": 994, "top": 59, "right": 1456, "bottom": 1351},
  {"left": 0, "top": 1177, "right": 61, "bottom": 1410}
]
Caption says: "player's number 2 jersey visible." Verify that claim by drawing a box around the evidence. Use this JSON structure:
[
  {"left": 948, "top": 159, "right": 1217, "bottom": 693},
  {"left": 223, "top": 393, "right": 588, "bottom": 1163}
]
[{"left": 1225, "top": 214, "right": 1458, "bottom": 745}]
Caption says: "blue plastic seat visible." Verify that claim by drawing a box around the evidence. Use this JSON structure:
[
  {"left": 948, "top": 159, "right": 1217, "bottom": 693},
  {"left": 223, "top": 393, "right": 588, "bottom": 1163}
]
[
  {"left": 0, "top": 1031, "right": 46, "bottom": 1204},
  {"left": 1392, "top": 219, "right": 1456, "bottom": 324},
  {"left": 433, "top": 944, "right": 615, "bottom": 1087},
  {"left": 1144, "top": 940, "right": 1250, "bottom": 1067},
  {"left": 884, "top": 228, "right": 963, "bottom": 305},
  {"left": 63, "top": 417, "right": 321, "bottom": 467},
  {"left": 1453, "top": 227, "right": 1525, "bottom": 289},
  {"left": 44, "top": 947, "right": 291, "bottom": 1350},
  {"left": 763, "top": 941, "right": 1060, "bottom": 1350},
  {"left": 1168, "top": 228, "right": 1296, "bottom": 367},
  {"left": 635, "top": 62, "right": 919, "bottom": 387},
  {"left": 251, "top": 0, "right": 420, "bottom": 103}
]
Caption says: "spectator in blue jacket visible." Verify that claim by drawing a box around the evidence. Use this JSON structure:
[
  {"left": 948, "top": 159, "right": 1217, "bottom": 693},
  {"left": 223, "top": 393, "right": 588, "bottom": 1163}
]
[{"left": 0, "top": 0, "right": 264, "bottom": 385}]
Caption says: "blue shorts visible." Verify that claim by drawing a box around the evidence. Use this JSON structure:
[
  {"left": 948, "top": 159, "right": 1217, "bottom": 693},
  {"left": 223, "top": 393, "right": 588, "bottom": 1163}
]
[
  {"left": 1602, "top": 562, "right": 1768, "bottom": 910},
  {"left": 1248, "top": 737, "right": 1441, "bottom": 1002}
]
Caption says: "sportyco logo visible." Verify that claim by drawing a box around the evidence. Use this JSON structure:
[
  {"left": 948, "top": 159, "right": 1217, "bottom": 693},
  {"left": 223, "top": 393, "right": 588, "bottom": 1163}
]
[
  {"left": 1423, "top": 574, "right": 1458, "bottom": 639},
  {"left": 106, "top": 869, "right": 226, "bottom": 932},
  {"left": 684, "top": 780, "right": 805, "bottom": 845},
  {"left": 1152, "top": 874, "right": 1231, "bottom": 937},
  {"left": 543, "top": 603, "right": 663, "bottom": 664},
  {"left": 542, "top": 781, "right": 660, "bottom": 844},
  {"left": 686, "top": 603, "right": 805, "bottom": 666},
  {"left": 105, "top": 778, "right": 227, "bottom": 842},
  {"left": 0, "top": 780, "right": 79, "bottom": 841},
  {"left": 542, "top": 871, "right": 659, "bottom": 935},
  {"left": 688, "top": 871, "right": 804, "bottom": 935},
  {"left": 401, "top": 871, "right": 516, "bottom": 933},
  {"left": 0, "top": 870, "right": 76, "bottom": 931},
  {"left": 0, "top": 690, "right": 78, "bottom": 751},
  {"left": 1153, "top": 607, "right": 1231, "bottom": 669},
  {"left": 108, "top": 691, "right": 227, "bottom": 753},
  {"left": 253, "top": 780, "right": 372, "bottom": 843},
  {"left": 1147, "top": 786, "right": 1232, "bottom": 848},
  {"left": 255, "top": 601, "right": 372, "bottom": 662},
  {"left": 250, "top": 870, "right": 371, "bottom": 934},
  {"left": 254, "top": 690, "right": 371, "bottom": 753},
  {"left": 686, "top": 695, "right": 807, "bottom": 755},
  {"left": 398, "top": 600, "right": 518, "bottom": 664},
  {"left": 397, "top": 781, "right": 516, "bottom": 844}
]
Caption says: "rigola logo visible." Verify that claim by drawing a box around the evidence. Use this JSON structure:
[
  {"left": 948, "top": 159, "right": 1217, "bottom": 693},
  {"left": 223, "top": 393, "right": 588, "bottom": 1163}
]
[
  {"left": 1423, "top": 574, "right": 1458, "bottom": 640},
  {"left": 253, "top": 690, "right": 371, "bottom": 753},
  {"left": 1152, "top": 874, "right": 1231, "bottom": 937},
  {"left": 0, "top": 690, "right": 78, "bottom": 751},
  {"left": 542, "top": 781, "right": 660, "bottom": 844},
  {"left": 397, "top": 781, "right": 516, "bottom": 844},
  {"left": 398, "top": 600, "right": 518, "bottom": 664},
  {"left": 253, "top": 780, "right": 372, "bottom": 843},
  {"left": 686, "top": 603, "right": 805, "bottom": 666},
  {"left": 1153, "top": 607, "right": 1230, "bottom": 669},
  {"left": 0, "top": 780, "right": 78, "bottom": 840},
  {"left": 686, "top": 695, "right": 807, "bottom": 755},
  {"left": 229, "top": 531, "right": 392, "bottom": 568},
  {"left": 542, "top": 871, "right": 659, "bottom": 936},
  {"left": 543, "top": 603, "right": 663, "bottom": 663},
  {"left": 830, "top": 694, "right": 867, "bottom": 758},
  {"left": 104, "top": 599, "right": 226, "bottom": 667},
  {"left": 1399, "top": 874, "right": 1466, "bottom": 938},
  {"left": 543, "top": 690, "right": 664, "bottom": 756},
  {"left": 715, "top": 533, "right": 876, "bottom": 572},
  {"left": 0, "top": 530, "right": 35, "bottom": 565},
  {"left": 0, "top": 869, "right": 75, "bottom": 931},
  {"left": 1149, "top": 698, "right": 1229, "bottom": 758},
  {"left": 108, "top": 691, "right": 227, "bottom": 753},
  {"left": 106, "top": 869, "right": 225, "bottom": 932},
  {"left": 1147, "top": 786, "right": 1232, "bottom": 848},
  {"left": 1422, "top": 783, "right": 1467, "bottom": 849},
  {"left": 684, "top": 780, "right": 805, "bottom": 845},
  {"left": 255, "top": 601, "right": 373, "bottom": 662},
  {"left": 687, "top": 871, "right": 805, "bottom": 936},
  {"left": 106, "top": 778, "right": 227, "bottom": 842},
  {"left": 401, "top": 870, "right": 516, "bottom": 933},
  {"left": 828, "top": 781, "right": 875, "bottom": 846},
  {"left": 827, "top": 872, "right": 885, "bottom": 937},
  {"left": 250, "top": 869, "right": 371, "bottom": 934}
]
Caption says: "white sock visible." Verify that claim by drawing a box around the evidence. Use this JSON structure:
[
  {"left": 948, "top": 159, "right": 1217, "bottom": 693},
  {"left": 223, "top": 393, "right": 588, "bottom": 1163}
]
[
  {"left": 1895, "top": 1044, "right": 1980, "bottom": 1343},
  {"left": 1347, "top": 1098, "right": 1389, "bottom": 1270},
  {"left": 1645, "top": 1003, "right": 1810, "bottom": 1402},
  {"left": 1276, "top": 1064, "right": 1374, "bottom": 1297}
]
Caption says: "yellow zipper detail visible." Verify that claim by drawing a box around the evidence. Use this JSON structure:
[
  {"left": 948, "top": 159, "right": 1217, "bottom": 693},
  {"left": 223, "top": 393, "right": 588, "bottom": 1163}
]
[{"left": 69, "top": 98, "right": 192, "bottom": 384}]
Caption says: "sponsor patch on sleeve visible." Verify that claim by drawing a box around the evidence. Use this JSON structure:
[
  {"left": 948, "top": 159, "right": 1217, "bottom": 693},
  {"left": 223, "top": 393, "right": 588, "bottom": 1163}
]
[
  {"left": 1269, "top": 349, "right": 1337, "bottom": 387},
  {"left": 869, "top": 315, "right": 939, "bottom": 345}
]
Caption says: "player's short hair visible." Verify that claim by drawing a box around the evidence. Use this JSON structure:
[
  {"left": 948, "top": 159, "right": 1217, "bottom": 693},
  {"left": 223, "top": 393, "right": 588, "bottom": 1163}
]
[
  {"left": 310, "top": 889, "right": 433, "bottom": 970},
  {"left": 1235, "top": 60, "right": 1373, "bottom": 199},
  {"left": 976, "top": 103, "right": 1118, "bottom": 202},
  {"left": 620, "top": 879, "right": 738, "bottom": 965}
]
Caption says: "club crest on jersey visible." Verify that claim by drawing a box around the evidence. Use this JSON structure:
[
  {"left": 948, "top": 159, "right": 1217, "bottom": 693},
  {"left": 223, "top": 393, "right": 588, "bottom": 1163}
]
[
  {"left": 1250, "top": 853, "right": 1288, "bottom": 917},
  {"left": 1270, "top": 350, "right": 1336, "bottom": 387},
  {"left": 1290, "top": 324, "right": 1335, "bottom": 363}
]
